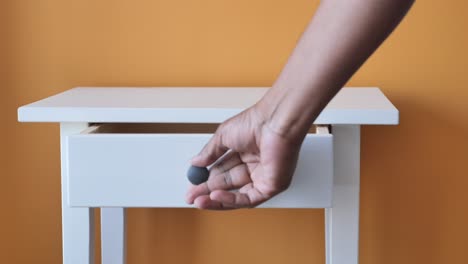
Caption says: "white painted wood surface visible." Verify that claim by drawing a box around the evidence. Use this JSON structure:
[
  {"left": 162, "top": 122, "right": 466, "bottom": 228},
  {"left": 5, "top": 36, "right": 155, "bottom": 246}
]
[
  {"left": 101, "top": 208, "right": 126, "bottom": 264},
  {"left": 325, "top": 125, "right": 361, "bottom": 264},
  {"left": 67, "top": 130, "right": 333, "bottom": 208},
  {"left": 18, "top": 87, "right": 399, "bottom": 264},
  {"left": 60, "top": 123, "right": 95, "bottom": 264},
  {"left": 18, "top": 87, "right": 398, "bottom": 124}
]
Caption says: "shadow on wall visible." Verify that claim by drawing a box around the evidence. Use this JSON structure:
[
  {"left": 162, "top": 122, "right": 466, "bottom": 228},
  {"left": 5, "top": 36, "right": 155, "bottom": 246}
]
[{"left": 360, "top": 95, "right": 468, "bottom": 264}]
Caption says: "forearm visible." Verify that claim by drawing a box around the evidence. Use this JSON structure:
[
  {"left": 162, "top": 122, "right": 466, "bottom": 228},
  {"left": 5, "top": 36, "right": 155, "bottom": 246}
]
[{"left": 257, "top": 0, "right": 414, "bottom": 141}]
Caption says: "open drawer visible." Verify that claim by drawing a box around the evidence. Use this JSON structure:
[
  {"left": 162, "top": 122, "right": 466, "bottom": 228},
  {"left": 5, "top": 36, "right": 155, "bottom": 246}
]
[{"left": 66, "top": 123, "right": 333, "bottom": 208}]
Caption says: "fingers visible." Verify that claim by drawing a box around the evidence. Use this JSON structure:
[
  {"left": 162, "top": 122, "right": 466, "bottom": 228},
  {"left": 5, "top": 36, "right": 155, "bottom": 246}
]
[
  {"left": 191, "top": 128, "right": 229, "bottom": 167},
  {"left": 192, "top": 184, "right": 269, "bottom": 210},
  {"left": 193, "top": 195, "right": 236, "bottom": 210},
  {"left": 210, "top": 183, "right": 269, "bottom": 208},
  {"left": 186, "top": 151, "right": 252, "bottom": 204}
]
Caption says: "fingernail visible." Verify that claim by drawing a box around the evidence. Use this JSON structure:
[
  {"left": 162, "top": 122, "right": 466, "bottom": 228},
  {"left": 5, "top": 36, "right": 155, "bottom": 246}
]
[{"left": 185, "top": 194, "right": 194, "bottom": 204}]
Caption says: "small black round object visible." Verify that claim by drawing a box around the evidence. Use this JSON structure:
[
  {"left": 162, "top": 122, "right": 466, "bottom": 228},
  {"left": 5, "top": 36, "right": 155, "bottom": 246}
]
[{"left": 187, "top": 166, "right": 209, "bottom": 185}]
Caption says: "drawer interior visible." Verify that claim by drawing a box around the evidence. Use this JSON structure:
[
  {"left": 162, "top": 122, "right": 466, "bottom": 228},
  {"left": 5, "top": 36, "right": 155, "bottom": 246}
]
[
  {"left": 84, "top": 123, "right": 218, "bottom": 134},
  {"left": 83, "top": 123, "right": 329, "bottom": 135}
]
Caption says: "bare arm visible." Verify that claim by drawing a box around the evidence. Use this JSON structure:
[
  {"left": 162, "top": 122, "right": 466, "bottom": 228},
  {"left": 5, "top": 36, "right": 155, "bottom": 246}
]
[
  {"left": 259, "top": 0, "right": 415, "bottom": 142},
  {"left": 187, "top": 0, "right": 414, "bottom": 209}
]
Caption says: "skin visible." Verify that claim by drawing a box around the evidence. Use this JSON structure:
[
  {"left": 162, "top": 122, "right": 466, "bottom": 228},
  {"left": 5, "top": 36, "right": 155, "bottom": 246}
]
[{"left": 186, "top": 0, "right": 415, "bottom": 209}]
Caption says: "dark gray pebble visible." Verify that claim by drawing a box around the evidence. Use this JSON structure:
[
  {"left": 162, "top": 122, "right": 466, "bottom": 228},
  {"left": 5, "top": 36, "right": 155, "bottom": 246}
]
[{"left": 187, "top": 166, "right": 209, "bottom": 185}]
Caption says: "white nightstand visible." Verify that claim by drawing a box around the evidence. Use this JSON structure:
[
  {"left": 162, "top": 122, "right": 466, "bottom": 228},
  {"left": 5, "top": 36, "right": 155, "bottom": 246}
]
[{"left": 18, "top": 87, "right": 398, "bottom": 264}]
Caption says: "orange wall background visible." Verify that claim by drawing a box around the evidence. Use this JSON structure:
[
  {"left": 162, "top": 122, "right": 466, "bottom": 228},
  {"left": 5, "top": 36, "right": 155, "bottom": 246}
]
[{"left": 2, "top": 1, "right": 468, "bottom": 263}]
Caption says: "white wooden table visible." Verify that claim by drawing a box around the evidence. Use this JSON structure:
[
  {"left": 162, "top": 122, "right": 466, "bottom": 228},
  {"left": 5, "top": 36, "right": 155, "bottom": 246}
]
[{"left": 18, "top": 87, "right": 398, "bottom": 264}]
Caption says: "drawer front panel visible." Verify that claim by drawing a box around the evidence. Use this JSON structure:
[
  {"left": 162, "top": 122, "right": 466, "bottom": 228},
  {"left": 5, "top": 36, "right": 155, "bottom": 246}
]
[{"left": 67, "top": 133, "right": 333, "bottom": 208}]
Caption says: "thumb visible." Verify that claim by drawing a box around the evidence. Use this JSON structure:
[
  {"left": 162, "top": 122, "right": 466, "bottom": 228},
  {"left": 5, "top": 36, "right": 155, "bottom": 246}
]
[{"left": 191, "top": 130, "right": 229, "bottom": 167}]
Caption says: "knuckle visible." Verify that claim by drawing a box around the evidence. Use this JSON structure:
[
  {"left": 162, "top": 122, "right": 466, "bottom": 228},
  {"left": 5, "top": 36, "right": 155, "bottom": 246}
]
[
  {"left": 205, "top": 152, "right": 217, "bottom": 161},
  {"left": 216, "top": 122, "right": 227, "bottom": 133}
]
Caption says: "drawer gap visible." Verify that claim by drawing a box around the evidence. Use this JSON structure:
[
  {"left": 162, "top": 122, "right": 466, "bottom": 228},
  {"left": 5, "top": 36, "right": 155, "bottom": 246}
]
[
  {"left": 86, "top": 123, "right": 219, "bottom": 134},
  {"left": 85, "top": 123, "right": 329, "bottom": 134}
]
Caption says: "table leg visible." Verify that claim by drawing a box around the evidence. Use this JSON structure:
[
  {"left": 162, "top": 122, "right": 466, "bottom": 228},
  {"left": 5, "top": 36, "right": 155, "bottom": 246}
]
[
  {"left": 325, "top": 125, "right": 360, "bottom": 264},
  {"left": 61, "top": 123, "right": 95, "bottom": 264},
  {"left": 101, "top": 208, "right": 126, "bottom": 264}
]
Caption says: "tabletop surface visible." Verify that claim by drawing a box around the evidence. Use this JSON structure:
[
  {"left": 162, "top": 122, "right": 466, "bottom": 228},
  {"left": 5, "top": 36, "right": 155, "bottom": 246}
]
[{"left": 18, "top": 87, "right": 398, "bottom": 124}]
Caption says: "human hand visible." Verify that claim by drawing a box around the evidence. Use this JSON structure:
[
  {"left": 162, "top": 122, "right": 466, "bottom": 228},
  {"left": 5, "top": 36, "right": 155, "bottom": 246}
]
[
  {"left": 185, "top": 104, "right": 305, "bottom": 209},
  {"left": 186, "top": 0, "right": 415, "bottom": 210}
]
